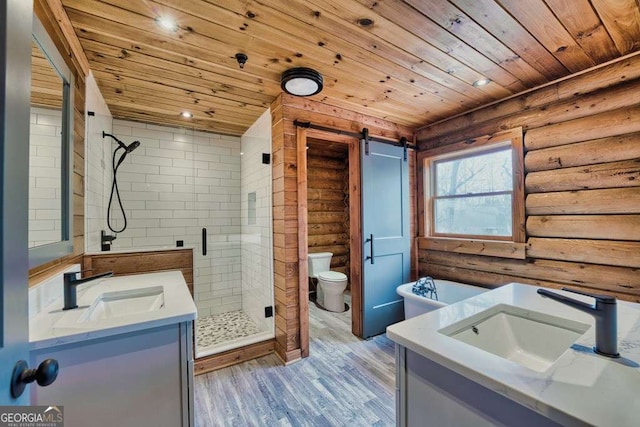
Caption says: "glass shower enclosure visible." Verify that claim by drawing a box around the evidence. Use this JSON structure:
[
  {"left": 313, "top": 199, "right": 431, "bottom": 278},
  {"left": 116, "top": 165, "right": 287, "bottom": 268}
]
[{"left": 85, "top": 106, "right": 274, "bottom": 359}]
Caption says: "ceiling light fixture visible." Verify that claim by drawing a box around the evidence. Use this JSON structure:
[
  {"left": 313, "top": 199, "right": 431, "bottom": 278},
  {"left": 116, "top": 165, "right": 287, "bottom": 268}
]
[
  {"left": 156, "top": 16, "right": 178, "bottom": 31},
  {"left": 181, "top": 111, "right": 193, "bottom": 118},
  {"left": 235, "top": 53, "right": 248, "bottom": 69},
  {"left": 357, "top": 18, "right": 374, "bottom": 27},
  {"left": 281, "top": 67, "right": 323, "bottom": 97},
  {"left": 473, "top": 78, "right": 491, "bottom": 87}
]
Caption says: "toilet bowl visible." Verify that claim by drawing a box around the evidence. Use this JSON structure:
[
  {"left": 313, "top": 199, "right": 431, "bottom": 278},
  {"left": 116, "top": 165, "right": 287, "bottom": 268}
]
[
  {"left": 308, "top": 252, "right": 348, "bottom": 313},
  {"left": 317, "top": 271, "right": 348, "bottom": 312}
]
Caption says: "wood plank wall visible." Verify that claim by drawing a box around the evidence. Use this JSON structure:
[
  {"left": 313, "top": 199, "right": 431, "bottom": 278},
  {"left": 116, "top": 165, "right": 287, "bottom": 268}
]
[
  {"left": 307, "top": 141, "right": 350, "bottom": 283},
  {"left": 271, "top": 94, "right": 415, "bottom": 363},
  {"left": 29, "top": 0, "right": 87, "bottom": 284},
  {"left": 415, "top": 53, "right": 640, "bottom": 302},
  {"left": 82, "top": 249, "right": 194, "bottom": 294}
]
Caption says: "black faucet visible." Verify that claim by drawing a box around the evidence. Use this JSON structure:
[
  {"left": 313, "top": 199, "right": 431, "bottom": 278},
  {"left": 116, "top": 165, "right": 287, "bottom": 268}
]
[
  {"left": 537, "top": 287, "right": 619, "bottom": 358},
  {"left": 63, "top": 271, "right": 114, "bottom": 310}
]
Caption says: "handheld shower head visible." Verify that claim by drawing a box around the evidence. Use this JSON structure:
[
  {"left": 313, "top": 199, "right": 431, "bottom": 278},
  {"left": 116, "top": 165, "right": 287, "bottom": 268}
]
[{"left": 126, "top": 140, "right": 141, "bottom": 153}]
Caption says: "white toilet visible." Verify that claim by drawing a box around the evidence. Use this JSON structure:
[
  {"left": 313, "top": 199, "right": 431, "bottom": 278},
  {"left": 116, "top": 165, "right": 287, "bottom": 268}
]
[{"left": 308, "top": 252, "right": 348, "bottom": 312}]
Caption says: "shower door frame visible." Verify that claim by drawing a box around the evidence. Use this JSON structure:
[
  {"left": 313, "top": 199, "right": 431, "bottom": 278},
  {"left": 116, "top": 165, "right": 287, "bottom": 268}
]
[{"left": 297, "top": 127, "right": 364, "bottom": 355}]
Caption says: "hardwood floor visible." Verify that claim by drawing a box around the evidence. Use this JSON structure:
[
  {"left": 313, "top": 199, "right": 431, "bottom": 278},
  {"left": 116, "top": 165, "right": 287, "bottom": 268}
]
[{"left": 194, "top": 295, "right": 396, "bottom": 426}]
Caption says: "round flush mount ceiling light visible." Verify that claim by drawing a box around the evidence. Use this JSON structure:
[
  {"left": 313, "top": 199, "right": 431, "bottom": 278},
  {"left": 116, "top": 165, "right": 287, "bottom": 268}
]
[
  {"left": 281, "top": 67, "right": 323, "bottom": 97},
  {"left": 473, "top": 78, "right": 492, "bottom": 87},
  {"left": 181, "top": 111, "right": 193, "bottom": 118}
]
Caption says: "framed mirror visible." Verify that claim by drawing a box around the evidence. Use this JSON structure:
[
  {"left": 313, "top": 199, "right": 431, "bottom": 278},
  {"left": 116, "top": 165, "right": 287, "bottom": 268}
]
[{"left": 28, "top": 15, "right": 74, "bottom": 269}]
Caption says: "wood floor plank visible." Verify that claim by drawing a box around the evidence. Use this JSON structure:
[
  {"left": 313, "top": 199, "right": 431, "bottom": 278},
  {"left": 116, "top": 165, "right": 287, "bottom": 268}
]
[{"left": 194, "top": 295, "right": 396, "bottom": 426}]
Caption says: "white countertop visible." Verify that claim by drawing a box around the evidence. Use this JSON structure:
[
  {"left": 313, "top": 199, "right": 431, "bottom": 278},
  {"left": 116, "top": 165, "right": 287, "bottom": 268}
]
[
  {"left": 30, "top": 270, "right": 197, "bottom": 351},
  {"left": 387, "top": 283, "right": 640, "bottom": 427}
]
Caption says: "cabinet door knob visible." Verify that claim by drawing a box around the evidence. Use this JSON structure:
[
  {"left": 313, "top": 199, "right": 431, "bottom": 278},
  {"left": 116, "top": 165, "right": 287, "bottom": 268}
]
[{"left": 11, "top": 358, "right": 59, "bottom": 398}]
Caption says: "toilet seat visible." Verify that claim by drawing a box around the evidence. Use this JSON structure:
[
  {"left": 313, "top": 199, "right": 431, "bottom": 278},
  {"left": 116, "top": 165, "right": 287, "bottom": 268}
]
[{"left": 317, "top": 271, "right": 347, "bottom": 282}]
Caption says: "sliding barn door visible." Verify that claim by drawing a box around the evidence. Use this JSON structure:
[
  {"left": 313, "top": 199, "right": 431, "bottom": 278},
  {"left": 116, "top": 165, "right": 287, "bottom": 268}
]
[{"left": 361, "top": 140, "right": 410, "bottom": 338}]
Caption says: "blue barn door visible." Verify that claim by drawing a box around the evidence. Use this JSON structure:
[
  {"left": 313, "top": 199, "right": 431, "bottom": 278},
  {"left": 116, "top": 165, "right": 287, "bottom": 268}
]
[{"left": 361, "top": 139, "right": 410, "bottom": 338}]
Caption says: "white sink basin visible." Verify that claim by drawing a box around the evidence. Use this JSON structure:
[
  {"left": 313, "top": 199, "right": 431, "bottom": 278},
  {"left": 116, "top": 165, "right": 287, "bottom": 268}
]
[
  {"left": 78, "top": 286, "right": 165, "bottom": 322},
  {"left": 439, "top": 304, "right": 590, "bottom": 372}
]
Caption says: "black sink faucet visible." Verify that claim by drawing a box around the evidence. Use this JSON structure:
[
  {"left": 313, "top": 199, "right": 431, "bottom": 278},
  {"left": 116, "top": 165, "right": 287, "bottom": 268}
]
[
  {"left": 537, "top": 287, "right": 619, "bottom": 358},
  {"left": 63, "top": 271, "right": 114, "bottom": 310}
]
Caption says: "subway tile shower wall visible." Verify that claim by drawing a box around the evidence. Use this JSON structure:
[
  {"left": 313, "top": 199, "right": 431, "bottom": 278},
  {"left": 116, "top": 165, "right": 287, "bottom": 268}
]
[
  {"left": 85, "top": 73, "right": 113, "bottom": 252},
  {"left": 29, "top": 107, "right": 63, "bottom": 247},
  {"left": 240, "top": 109, "right": 274, "bottom": 332},
  {"left": 110, "top": 119, "right": 242, "bottom": 316}
]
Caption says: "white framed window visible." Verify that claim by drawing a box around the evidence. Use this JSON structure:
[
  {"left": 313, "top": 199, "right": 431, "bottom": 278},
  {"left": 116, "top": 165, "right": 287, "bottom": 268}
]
[{"left": 422, "top": 128, "right": 525, "bottom": 245}]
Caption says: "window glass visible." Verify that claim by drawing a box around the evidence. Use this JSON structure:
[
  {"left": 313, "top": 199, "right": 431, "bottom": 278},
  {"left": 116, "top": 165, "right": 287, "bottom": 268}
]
[{"left": 431, "top": 146, "right": 513, "bottom": 238}]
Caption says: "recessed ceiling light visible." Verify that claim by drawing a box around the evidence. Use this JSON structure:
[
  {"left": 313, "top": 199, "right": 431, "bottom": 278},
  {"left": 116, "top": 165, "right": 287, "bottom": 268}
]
[
  {"left": 156, "top": 16, "right": 177, "bottom": 31},
  {"left": 181, "top": 111, "right": 193, "bottom": 118},
  {"left": 357, "top": 18, "right": 374, "bottom": 27},
  {"left": 473, "top": 78, "right": 491, "bottom": 87}
]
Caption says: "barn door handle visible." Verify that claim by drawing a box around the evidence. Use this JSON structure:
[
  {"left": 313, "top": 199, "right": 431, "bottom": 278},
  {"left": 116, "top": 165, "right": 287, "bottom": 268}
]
[{"left": 365, "top": 234, "right": 374, "bottom": 264}]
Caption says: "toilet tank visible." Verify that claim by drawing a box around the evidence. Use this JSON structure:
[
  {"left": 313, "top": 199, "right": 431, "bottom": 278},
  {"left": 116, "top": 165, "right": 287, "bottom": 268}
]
[{"left": 308, "top": 252, "right": 333, "bottom": 278}]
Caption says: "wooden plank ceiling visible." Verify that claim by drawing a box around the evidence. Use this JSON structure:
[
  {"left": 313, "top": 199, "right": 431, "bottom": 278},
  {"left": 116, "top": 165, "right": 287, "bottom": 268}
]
[{"left": 61, "top": 0, "right": 640, "bottom": 136}]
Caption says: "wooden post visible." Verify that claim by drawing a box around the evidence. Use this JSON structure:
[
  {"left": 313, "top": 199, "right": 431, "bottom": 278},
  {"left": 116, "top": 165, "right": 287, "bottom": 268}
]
[{"left": 348, "top": 138, "right": 363, "bottom": 338}]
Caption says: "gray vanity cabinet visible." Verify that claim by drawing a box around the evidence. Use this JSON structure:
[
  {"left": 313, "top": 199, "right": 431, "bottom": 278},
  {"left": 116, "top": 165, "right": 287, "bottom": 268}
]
[{"left": 30, "top": 322, "right": 194, "bottom": 427}]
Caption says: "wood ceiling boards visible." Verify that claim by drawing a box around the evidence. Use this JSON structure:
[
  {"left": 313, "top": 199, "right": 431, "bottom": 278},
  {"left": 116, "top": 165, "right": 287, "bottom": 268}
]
[{"left": 61, "top": 0, "right": 640, "bottom": 136}]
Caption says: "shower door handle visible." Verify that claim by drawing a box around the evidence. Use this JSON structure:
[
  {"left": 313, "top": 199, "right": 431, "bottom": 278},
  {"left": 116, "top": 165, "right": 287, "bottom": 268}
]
[
  {"left": 202, "top": 228, "right": 207, "bottom": 256},
  {"left": 365, "top": 234, "right": 374, "bottom": 264}
]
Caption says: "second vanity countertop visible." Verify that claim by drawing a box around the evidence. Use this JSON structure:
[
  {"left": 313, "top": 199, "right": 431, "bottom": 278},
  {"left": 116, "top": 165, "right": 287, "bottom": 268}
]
[
  {"left": 30, "top": 270, "right": 197, "bottom": 351},
  {"left": 387, "top": 283, "right": 640, "bottom": 427}
]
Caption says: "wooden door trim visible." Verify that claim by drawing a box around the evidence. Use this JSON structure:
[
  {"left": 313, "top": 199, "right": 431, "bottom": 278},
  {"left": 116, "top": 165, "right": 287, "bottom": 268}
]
[
  {"left": 298, "top": 129, "right": 363, "bottom": 358},
  {"left": 296, "top": 126, "right": 310, "bottom": 357}
]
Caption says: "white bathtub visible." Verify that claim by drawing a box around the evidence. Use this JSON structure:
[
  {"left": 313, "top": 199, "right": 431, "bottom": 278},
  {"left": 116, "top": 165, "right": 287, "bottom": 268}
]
[{"left": 397, "top": 279, "right": 489, "bottom": 319}]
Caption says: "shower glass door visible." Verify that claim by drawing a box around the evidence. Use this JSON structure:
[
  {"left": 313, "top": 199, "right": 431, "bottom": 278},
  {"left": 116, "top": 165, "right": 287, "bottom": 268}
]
[{"left": 193, "top": 110, "right": 274, "bottom": 358}]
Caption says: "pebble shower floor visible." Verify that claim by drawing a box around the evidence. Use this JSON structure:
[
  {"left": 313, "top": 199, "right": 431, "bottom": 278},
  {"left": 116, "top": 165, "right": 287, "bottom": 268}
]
[{"left": 196, "top": 310, "right": 262, "bottom": 349}]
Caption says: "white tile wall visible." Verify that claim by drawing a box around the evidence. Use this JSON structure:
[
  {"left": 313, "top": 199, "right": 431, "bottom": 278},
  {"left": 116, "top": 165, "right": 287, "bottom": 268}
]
[
  {"left": 84, "top": 72, "right": 113, "bottom": 252},
  {"left": 240, "top": 109, "right": 274, "bottom": 334},
  {"left": 108, "top": 119, "right": 244, "bottom": 317},
  {"left": 29, "top": 107, "right": 63, "bottom": 247}
]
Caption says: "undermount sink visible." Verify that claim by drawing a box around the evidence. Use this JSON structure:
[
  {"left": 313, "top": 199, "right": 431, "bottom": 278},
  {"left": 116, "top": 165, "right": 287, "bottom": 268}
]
[
  {"left": 78, "top": 286, "right": 165, "bottom": 323},
  {"left": 439, "top": 304, "right": 590, "bottom": 372}
]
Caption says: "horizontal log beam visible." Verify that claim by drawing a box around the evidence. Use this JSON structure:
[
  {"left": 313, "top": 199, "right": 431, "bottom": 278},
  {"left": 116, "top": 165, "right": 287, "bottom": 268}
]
[
  {"left": 526, "top": 187, "right": 640, "bottom": 215},
  {"left": 308, "top": 212, "right": 347, "bottom": 224},
  {"left": 526, "top": 215, "right": 640, "bottom": 241},
  {"left": 308, "top": 233, "right": 349, "bottom": 247},
  {"left": 527, "top": 237, "right": 640, "bottom": 268},
  {"left": 524, "top": 131, "right": 640, "bottom": 172},
  {"left": 418, "top": 237, "right": 526, "bottom": 259},
  {"left": 421, "top": 250, "right": 640, "bottom": 295},
  {"left": 307, "top": 222, "right": 347, "bottom": 235},
  {"left": 525, "top": 158, "right": 640, "bottom": 193},
  {"left": 524, "top": 105, "right": 640, "bottom": 151},
  {"left": 418, "top": 261, "right": 640, "bottom": 302},
  {"left": 307, "top": 201, "right": 348, "bottom": 212}
]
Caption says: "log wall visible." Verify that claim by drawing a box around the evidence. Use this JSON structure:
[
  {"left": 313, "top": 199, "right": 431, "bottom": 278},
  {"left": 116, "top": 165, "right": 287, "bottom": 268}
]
[
  {"left": 271, "top": 94, "right": 415, "bottom": 363},
  {"left": 416, "top": 53, "right": 640, "bottom": 302},
  {"left": 307, "top": 142, "right": 350, "bottom": 282}
]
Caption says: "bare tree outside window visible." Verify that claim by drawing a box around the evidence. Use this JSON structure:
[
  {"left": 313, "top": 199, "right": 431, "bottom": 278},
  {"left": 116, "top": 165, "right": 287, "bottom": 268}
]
[{"left": 433, "top": 146, "right": 512, "bottom": 237}]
